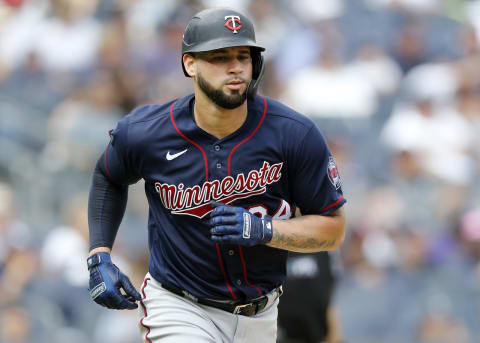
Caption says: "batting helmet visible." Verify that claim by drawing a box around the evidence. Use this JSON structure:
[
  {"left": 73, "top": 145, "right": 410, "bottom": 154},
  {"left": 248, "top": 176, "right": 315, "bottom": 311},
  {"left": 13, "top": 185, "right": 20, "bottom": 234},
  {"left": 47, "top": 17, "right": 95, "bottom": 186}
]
[{"left": 181, "top": 8, "right": 265, "bottom": 99}]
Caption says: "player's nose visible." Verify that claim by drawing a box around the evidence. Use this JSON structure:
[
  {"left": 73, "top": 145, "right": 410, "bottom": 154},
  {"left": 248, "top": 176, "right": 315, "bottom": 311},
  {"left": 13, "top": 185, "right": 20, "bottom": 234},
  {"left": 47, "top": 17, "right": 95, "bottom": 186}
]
[{"left": 227, "top": 58, "right": 245, "bottom": 74}]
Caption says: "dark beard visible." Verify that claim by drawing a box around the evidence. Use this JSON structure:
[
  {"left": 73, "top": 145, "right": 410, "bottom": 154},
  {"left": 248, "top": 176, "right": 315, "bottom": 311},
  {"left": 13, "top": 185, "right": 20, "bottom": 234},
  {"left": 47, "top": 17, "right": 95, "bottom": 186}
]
[{"left": 197, "top": 73, "right": 247, "bottom": 109}]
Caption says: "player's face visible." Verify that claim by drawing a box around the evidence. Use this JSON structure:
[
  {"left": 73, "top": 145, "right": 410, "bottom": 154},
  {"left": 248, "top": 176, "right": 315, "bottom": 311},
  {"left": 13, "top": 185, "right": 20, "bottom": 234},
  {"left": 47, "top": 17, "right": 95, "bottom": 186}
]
[{"left": 193, "top": 47, "right": 252, "bottom": 109}]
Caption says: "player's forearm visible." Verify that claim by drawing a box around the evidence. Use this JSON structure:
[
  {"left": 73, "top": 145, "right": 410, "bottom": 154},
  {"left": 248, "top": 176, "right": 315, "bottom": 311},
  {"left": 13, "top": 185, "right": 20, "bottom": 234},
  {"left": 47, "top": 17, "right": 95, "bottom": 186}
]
[
  {"left": 88, "top": 157, "right": 129, "bottom": 252},
  {"left": 267, "top": 208, "right": 346, "bottom": 253}
]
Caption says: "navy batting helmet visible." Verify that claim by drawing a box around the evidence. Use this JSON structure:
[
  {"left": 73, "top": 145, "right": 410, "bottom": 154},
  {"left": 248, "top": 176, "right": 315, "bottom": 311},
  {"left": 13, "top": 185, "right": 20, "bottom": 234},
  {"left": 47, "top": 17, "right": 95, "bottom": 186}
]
[{"left": 181, "top": 8, "right": 265, "bottom": 99}]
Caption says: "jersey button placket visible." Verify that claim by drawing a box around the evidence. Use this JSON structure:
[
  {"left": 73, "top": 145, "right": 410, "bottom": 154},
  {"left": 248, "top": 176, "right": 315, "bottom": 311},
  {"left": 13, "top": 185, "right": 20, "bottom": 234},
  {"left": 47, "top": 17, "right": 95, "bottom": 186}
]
[
  {"left": 211, "top": 143, "right": 226, "bottom": 178},
  {"left": 214, "top": 146, "right": 222, "bottom": 169}
]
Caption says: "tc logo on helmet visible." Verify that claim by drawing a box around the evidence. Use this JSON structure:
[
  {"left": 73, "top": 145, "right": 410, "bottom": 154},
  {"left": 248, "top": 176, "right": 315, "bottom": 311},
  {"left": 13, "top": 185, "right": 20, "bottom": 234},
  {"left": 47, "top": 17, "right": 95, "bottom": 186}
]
[{"left": 224, "top": 15, "right": 242, "bottom": 33}]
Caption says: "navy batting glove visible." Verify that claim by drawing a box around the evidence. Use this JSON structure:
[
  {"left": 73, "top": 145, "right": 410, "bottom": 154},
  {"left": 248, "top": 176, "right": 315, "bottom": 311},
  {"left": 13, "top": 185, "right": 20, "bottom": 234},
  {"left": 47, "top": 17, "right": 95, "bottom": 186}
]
[
  {"left": 209, "top": 201, "right": 273, "bottom": 246},
  {"left": 87, "top": 252, "right": 141, "bottom": 310}
]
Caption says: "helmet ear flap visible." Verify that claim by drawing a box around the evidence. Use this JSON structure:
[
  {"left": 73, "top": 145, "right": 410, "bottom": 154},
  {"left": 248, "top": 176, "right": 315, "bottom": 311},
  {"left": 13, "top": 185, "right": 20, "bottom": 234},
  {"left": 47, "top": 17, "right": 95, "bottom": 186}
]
[{"left": 247, "top": 52, "right": 265, "bottom": 99}]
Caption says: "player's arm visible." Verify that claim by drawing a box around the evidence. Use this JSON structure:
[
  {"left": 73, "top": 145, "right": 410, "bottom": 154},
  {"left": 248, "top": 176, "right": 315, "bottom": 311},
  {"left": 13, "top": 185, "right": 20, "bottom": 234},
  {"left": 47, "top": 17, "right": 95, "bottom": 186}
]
[
  {"left": 209, "top": 203, "right": 345, "bottom": 252},
  {"left": 265, "top": 124, "right": 346, "bottom": 252},
  {"left": 88, "top": 154, "right": 128, "bottom": 255},
  {"left": 268, "top": 207, "right": 345, "bottom": 252},
  {"left": 87, "top": 122, "right": 142, "bottom": 310}
]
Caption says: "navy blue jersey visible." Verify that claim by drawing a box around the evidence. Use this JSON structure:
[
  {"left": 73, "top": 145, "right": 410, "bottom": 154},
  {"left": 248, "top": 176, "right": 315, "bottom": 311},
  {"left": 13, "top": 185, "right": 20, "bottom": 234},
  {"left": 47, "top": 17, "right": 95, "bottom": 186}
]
[{"left": 103, "top": 93, "right": 345, "bottom": 301}]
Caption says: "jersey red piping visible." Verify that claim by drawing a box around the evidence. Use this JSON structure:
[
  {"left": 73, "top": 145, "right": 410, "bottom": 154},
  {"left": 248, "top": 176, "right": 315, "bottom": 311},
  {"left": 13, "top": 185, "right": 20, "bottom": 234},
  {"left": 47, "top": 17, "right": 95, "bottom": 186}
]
[
  {"left": 216, "top": 243, "right": 237, "bottom": 300},
  {"left": 227, "top": 94, "right": 268, "bottom": 175},
  {"left": 227, "top": 95, "right": 268, "bottom": 295},
  {"left": 238, "top": 246, "right": 262, "bottom": 296},
  {"left": 318, "top": 195, "right": 345, "bottom": 213},
  {"left": 169, "top": 101, "right": 236, "bottom": 299},
  {"left": 169, "top": 102, "right": 209, "bottom": 182},
  {"left": 139, "top": 277, "right": 152, "bottom": 343},
  {"left": 104, "top": 150, "right": 113, "bottom": 180}
]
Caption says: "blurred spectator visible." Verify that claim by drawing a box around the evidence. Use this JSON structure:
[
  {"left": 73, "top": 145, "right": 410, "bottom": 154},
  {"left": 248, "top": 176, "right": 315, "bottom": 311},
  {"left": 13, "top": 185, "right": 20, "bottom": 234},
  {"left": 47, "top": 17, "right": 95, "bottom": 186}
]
[
  {"left": 40, "top": 193, "right": 90, "bottom": 288},
  {"left": 459, "top": 207, "right": 480, "bottom": 267},
  {"left": 201, "top": 0, "right": 249, "bottom": 14},
  {"left": 417, "top": 312, "right": 471, "bottom": 343},
  {"left": 281, "top": 40, "right": 378, "bottom": 118},
  {"left": 0, "top": 305, "right": 32, "bottom": 343},
  {"left": 392, "top": 23, "right": 429, "bottom": 73},
  {"left": 465, "top": 0, "right": 480, "bottom": 41},
  {"left": 381, "top": 92, "right": 476, "bottom": 185},
  {"left": 0, "top": 249, "right": 38, "bottom": 306},
  {"left": 366, "top": 0, "right": 441, "bottom": 14},
  {"left": 40, "top": 71, "right": 122, "bottom": 174},
  {"left": 94, "top": 7, "right": 142, "bottom": 112},
  {"left": 0, "top": 51, "right": 63, "bottom": 111},
  {"left": 0, "top": 183, "right": 32, "bottom": 263},
  {"left": 290, "top": 0, "right": 345, "bottom": 23},
  {"left": 0, "top": 183, "right": 35, "bottom": 306},
  {"left": 401, "top": 61, "right": 458, "bottom": 102},
  {"left": 247, "top": 0, "right": 291, "bottom": 60},
  {"left": 345, "top": 44, "right": 402, "bottom": 98},
  {"left": 34, "top": 0, "right": 102, "bottom": 72},
  {"left": 0, "top": 0, "right": 48, "bottom": 71}
]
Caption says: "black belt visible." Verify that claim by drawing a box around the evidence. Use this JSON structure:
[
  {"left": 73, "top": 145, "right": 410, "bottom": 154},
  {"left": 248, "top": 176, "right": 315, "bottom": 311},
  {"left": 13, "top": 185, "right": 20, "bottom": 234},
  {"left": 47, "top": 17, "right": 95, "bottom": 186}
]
[{"left": 161, "top": 282, "right": 282, "bottom": 317}]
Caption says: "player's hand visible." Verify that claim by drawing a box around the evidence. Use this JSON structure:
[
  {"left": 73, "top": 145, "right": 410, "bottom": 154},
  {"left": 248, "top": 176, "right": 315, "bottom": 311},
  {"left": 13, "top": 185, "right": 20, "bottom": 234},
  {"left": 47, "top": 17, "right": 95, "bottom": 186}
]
[
  {"left": 209, "top": 201, "right": 273, "bottom": 246},
  {"left": 87, "top": 252, "right": 141, "bottom": 310}
]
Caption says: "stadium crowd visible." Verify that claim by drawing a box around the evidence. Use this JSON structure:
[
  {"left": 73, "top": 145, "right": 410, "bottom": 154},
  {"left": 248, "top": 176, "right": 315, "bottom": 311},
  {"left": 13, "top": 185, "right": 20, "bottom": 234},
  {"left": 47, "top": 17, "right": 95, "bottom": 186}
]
[{"left": 1, "top": 0, "right": 480, "bottom": 342}]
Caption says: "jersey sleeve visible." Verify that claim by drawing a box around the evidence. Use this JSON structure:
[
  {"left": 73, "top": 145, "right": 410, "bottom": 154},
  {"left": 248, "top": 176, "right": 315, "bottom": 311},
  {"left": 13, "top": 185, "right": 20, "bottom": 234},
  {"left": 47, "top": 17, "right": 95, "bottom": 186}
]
[
  {"left": 102, "top": 115, "right": 142, "bottom": 185},
  {"left": 288, "top": 125, "right": 346, "bottom": 215}
]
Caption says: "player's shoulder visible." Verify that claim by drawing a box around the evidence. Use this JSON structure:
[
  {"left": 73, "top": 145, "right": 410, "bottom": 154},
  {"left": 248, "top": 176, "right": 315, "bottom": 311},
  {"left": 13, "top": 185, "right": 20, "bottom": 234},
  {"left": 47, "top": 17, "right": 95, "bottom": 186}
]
[
  {"left": 122, "top": 94, "right": 193, "bottom": 126},
  {"left": 260, "top": 95, "right": 316, "bottom": 130},
  {"left": 254, "top": 95, "right": 328, "bottom": 150}
]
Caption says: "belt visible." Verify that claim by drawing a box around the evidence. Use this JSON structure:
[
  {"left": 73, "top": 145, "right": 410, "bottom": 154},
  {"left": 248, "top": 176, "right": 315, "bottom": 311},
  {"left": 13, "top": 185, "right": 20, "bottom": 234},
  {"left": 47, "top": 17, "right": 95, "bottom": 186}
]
[{"left": 161, "top": 282, "right": 283, "bottom": 317}]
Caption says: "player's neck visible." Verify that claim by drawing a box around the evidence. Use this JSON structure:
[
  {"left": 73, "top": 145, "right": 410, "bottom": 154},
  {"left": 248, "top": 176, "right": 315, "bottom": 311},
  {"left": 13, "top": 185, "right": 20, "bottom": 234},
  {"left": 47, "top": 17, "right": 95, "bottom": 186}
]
[{"left": 193, "top": 94, "right": 248, "bottom": 140}]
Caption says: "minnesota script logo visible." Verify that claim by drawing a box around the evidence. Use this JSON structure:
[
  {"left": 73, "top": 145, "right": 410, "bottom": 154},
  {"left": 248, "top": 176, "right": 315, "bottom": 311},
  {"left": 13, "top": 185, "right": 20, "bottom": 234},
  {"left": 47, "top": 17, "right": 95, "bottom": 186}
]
[{"left": 155, "top": 161, "right": 283, "bottom": 218}]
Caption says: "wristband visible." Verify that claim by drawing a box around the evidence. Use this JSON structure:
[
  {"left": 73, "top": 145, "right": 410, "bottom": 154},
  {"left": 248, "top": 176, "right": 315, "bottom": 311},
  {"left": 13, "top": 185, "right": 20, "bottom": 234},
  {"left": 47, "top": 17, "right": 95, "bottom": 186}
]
[{"left": 263, "top": 216, "right": 273, "bottom": 243}]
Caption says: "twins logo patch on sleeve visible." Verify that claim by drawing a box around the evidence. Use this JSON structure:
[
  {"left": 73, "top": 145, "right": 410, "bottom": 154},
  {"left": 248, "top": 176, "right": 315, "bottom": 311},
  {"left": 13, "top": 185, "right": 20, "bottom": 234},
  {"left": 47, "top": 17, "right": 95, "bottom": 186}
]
[{"left": 327, "top": 156, "right": 342, "bottom": 190}]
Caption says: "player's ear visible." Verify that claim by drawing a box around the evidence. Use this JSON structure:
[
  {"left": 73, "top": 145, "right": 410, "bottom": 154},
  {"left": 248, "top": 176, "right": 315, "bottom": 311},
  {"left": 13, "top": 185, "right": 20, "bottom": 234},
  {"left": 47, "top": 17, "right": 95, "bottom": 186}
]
[{"left": 183, "top": 53, "right": 196, "bottom": 77}]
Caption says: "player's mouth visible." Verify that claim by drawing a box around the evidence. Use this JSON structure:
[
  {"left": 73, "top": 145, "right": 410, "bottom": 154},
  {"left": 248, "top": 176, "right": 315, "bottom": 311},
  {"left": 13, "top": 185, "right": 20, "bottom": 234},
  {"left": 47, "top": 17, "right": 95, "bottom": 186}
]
[{"left": 225, "top": 80, "right": 245, "bottom": 90}]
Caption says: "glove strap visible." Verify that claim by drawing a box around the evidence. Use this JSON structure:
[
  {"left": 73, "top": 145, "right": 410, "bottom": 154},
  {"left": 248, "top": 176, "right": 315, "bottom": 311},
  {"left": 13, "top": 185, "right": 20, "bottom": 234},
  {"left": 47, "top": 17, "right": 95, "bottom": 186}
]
[
  {"left": 87, "top": 252, "right": 111, "bottom": 270},
  {"left": 262, "top": 216, "right": 273, "bottom": 243}
]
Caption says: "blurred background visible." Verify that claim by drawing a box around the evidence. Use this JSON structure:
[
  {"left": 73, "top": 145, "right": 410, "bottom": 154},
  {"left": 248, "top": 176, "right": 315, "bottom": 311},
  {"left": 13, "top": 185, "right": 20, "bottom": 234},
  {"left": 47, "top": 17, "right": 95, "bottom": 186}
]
[{"left": 0, "top": 0, "right": 480, "bottom": 342}]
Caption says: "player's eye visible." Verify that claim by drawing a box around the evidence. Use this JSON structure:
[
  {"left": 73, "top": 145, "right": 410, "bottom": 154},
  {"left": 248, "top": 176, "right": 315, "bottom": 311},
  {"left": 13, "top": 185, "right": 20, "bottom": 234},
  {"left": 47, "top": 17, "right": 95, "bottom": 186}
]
[
  {"left": 237, "top": 55, "right": 251, "bottom": 62},
  {"left": 209, "top": 55, "right": 250, "bottom": 63},
  {"left": 211, "top": 56, "right": 228, "bottom": 62}
]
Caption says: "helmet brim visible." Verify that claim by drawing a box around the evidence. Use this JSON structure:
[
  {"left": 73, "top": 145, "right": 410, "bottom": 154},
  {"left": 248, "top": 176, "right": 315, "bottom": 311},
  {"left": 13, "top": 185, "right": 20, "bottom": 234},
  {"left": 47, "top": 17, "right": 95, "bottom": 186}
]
[{"left": 182, "top": 37, "right": 265, "bottom": 54}]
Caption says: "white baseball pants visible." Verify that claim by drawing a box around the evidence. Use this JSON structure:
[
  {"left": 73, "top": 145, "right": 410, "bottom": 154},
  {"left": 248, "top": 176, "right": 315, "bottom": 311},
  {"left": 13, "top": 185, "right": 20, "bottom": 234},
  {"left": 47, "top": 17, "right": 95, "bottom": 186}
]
[{"left": 138, "top": 273, "right": 279, "bottom": 343}]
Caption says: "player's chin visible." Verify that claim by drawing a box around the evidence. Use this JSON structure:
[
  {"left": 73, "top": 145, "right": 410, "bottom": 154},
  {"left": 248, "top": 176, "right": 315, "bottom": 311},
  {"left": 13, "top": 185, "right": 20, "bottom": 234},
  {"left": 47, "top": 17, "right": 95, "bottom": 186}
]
[{"left": 227, "top": 91, "right": 247, "bottom": 103}]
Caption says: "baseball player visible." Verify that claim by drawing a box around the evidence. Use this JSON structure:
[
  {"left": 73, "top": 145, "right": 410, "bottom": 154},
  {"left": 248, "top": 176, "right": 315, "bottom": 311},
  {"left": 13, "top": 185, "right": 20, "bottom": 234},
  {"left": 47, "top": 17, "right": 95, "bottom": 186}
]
[{"left": 87, "top": 8, "right": 346, "bottom": 343}]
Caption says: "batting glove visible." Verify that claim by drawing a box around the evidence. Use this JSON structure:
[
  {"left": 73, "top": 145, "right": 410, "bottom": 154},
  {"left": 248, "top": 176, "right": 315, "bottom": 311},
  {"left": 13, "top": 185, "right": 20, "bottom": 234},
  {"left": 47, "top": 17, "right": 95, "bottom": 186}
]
[
  {"left": 87, "top": 252, "right": 141, "bottom": 310},
  {"left": 209, "top": 201, "right": 273, "bottom": 247}
]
